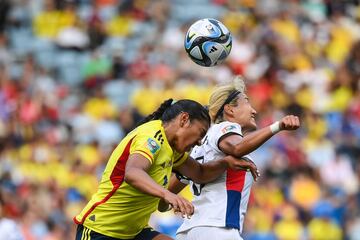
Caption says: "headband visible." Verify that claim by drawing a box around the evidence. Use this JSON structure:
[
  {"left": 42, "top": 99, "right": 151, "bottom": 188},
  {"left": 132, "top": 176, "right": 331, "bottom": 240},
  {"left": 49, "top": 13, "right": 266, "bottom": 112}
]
[{"left": 214, "top": 90, "right": 241, "bottom": 121}]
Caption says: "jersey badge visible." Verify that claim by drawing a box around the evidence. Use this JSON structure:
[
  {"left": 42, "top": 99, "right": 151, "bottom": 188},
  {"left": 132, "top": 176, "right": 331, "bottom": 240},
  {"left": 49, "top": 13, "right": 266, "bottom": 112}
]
[
  {"left": 147, "top": 138, "right": 160, "bottom": 154},
  {"left": 221, "top": 125, "right": 236, "bottom": 134}
]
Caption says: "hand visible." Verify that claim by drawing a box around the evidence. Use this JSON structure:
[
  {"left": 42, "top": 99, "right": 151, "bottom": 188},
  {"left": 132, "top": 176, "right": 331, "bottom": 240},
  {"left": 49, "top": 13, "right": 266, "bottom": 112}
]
[
  {"left": 238, "top": 158, "right": 260, "bottom": 181},
  {"left": 279, "top": 115, "right": 300, "bottom": 131},
  {"left": 158, "top": 199, "right": 171, "bottom": 212},
  {"left": 223, "top": 156, "right": 260, "bottom": 181},
  {"left": 163, "top": 191, "right": 194, "bottom": 218}
]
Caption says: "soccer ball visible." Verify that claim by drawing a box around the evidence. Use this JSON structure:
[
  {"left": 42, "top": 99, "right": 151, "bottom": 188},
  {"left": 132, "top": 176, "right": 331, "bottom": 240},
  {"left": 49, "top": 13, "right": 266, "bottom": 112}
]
[{"left": 184, "top": 18, "right": 232, "bottom": 67}]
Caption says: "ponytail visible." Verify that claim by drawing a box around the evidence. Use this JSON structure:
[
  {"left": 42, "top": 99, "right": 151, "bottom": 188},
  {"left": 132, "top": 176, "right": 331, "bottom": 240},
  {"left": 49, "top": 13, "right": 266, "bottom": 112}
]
[
  {"left": 136, "top": 99, "right": 210, "bottom": 127},
  {"left": 136, "top": 99, "right": 173, "bottom": 126}
]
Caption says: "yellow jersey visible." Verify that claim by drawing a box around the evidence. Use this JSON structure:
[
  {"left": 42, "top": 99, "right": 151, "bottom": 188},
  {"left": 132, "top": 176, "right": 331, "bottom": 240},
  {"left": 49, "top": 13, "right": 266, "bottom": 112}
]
[{"left": 74, "top": 120, "right": 188, "bottom": 239}]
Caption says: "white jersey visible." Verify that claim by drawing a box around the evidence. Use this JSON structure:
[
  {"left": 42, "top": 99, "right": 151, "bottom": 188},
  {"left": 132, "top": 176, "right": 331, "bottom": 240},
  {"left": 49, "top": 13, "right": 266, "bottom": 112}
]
[{"left": 176, "top": 121, "right": 254, "bottom": 234}]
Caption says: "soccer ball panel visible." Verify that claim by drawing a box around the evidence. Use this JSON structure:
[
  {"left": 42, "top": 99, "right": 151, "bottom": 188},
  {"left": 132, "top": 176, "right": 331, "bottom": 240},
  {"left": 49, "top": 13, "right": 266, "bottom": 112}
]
[
  {"left": 189, "top": 46, "right": 203, "bottom": 60},
  {"left": 202, "top": 42, "right": 224, "bottom": 66}
]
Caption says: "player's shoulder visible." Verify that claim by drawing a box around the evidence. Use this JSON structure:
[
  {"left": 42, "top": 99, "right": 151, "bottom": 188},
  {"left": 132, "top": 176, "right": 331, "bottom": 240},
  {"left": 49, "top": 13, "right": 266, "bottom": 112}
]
[
  {"left": 138, "top": 120, "right": 162, "bottom": 132},
  {"left": 135, "top": 120, "right": 165, "bottom": 143},
  {"left": 129, "top": 120, "right": 166, "bottom": 161},
  {"left": 210, "top": 121, "right": 242, "bottom": 135}
]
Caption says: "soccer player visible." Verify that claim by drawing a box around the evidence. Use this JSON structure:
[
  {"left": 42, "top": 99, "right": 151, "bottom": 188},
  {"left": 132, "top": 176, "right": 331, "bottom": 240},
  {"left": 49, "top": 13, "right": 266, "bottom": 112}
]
[
  {"left": 161, "top": 76, "right": 300, "bottom": 240},
  {"left": 74, "top": 99, "right": 256, "bottom": 240}
]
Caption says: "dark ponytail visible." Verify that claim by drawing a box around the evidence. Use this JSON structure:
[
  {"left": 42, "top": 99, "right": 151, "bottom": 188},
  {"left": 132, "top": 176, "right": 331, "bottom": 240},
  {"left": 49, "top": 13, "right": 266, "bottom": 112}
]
[
  {"left": 136, "top": 99, "right": 174, "bottom": 126},
  {"left": 137, "top": 99, "right": 210, "bottom": 127}
]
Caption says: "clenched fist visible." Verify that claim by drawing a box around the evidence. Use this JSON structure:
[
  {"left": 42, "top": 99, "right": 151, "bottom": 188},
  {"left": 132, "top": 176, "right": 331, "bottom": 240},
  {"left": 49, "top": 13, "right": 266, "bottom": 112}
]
[{"left": 279, "top": 115, "right": 300, "bottom": 131}]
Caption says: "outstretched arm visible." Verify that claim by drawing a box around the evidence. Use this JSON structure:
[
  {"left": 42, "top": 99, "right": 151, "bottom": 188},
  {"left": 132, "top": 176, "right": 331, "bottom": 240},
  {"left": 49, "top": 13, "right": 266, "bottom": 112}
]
[
  {"left": 173, "top": 155, "right": 227, "bottom": 184},
  {"left": 219, "top": 115, "right": 300, "bottom": 158},
  {"left": 173, "top": 154, "right": 258, "bottom": 184},
  {"left": 160, "top": 154, "right": 259, "bottom": 212}
]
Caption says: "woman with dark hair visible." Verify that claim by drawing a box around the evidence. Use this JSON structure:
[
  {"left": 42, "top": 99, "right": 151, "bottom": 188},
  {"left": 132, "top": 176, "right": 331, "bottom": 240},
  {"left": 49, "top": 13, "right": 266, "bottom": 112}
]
[{"left": 74, "top": 99, "right": 254, "bottom": 240}]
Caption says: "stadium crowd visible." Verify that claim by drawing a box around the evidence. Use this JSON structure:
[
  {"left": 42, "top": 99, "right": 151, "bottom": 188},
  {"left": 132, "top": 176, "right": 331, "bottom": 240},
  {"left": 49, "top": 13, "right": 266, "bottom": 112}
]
[{"left": 0, "top": 0, "right": 360, "bottom": 239}]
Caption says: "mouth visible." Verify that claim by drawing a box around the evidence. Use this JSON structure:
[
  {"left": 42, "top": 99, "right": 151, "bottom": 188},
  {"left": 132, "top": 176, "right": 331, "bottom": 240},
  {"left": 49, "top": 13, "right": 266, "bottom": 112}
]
[{"left": 250, "top": 116, "right": 257, "bottom": 124}]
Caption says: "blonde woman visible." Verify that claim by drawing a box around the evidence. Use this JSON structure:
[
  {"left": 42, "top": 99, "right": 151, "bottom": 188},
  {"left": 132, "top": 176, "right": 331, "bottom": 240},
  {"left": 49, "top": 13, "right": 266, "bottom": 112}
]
[{"left": 160, "top": 76, "right": 300, "bottom": 240}]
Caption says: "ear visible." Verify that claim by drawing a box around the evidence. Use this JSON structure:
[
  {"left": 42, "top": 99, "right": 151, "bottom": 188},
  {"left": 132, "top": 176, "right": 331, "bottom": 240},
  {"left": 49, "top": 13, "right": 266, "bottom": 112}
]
[
  {"left": 223, "top": 104, "right": 234, "bottom": 117},
  {"left": 179, "top": 112, "right": 190, "bottom": 127}
]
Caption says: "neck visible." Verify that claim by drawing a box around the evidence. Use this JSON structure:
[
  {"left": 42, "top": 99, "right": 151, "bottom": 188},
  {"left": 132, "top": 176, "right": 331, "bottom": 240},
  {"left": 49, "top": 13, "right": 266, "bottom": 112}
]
[
  {"left": 242, "top": 128, "right": 251, "bottom": 136},
  {"left": 162, "top": 121, "right": 176, "bottom": 147}
]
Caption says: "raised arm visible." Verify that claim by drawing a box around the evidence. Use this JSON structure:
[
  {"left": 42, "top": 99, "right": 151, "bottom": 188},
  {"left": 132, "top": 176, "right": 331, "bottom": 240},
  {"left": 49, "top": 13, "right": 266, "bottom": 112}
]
[{"left": 219, "top": 115, "right": 300, "bottom": 158}]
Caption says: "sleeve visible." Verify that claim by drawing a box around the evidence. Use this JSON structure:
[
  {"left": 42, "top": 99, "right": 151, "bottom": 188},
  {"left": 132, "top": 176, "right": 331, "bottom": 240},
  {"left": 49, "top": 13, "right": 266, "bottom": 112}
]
[
  {"left": 130, "top": 133, "right": 162, "bottom": 164},
  {"left": 174, "top": 171, "right": 191, "bottom": 185},
  {"left": 212, "top": 122, "right": 243, "bottom": 150},
  {"left": 172, "top": 151, "right": 189, "bottom": 168}
]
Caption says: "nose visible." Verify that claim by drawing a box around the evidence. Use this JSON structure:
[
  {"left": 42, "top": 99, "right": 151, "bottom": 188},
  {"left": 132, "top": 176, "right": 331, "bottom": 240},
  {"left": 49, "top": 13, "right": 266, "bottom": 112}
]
[{"left": 251, "top": 107, "right": 257, "bottom": 115}]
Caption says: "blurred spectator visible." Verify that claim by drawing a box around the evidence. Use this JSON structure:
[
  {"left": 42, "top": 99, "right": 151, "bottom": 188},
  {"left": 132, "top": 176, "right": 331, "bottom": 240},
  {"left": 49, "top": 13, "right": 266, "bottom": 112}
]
[
  {"left": 270, "top": 8, "right": 301, "bottom": 44},
  {"left": 110, "top": 54, "right": 127, "bottom": 79},
  {"left": 105, "top": 2, "right": 136, "bottom": 38},
  {"left": 81, "top": 50, "right": 111, "bottom": 88},
  {"left": 56, "top": 17, "right": 89, "bottom": 51},
  {"left": 348, "top": 217, "right": 360, "bottom": 240},
  {"left": 320, "top": 153, "right": 359, "bottom": 194},
  {"left": 289, "top": 172, "right": 321, "bottom": 211},
  {"left": 0, "top": 34, "right": 12, "bottom": 68},
  {"left": 33, "top": 0, "right": 76, "bottom": 39},
  {"left": 0, "top": 0, "right": 11, "bottom": 33},
  {"left": 118, "top": 107, "right": 142, "bottom": 134},
  {"left": 307, "top": 215, "right": 343, "bottom": 240},
  {"left": 87, "top": 5, "right": 107, "bottom": 50},
  {"left": 273, "top": 204, "right": 305, "bottom": 240},
  {"left": 0, "top": 192, "right": 24, "bottom": 240},
  {"left": 131, "top": 80, "right": 162, "bottom": 116},
  {"left": 82, "top": 88, "right": 117, "bottom": 120}
]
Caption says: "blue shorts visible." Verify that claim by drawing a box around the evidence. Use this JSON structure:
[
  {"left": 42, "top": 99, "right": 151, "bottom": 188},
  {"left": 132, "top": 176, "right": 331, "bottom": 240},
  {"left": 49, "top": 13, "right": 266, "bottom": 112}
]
[{"left": 75, "top": 224, "right": 161, "bottom": 240}]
